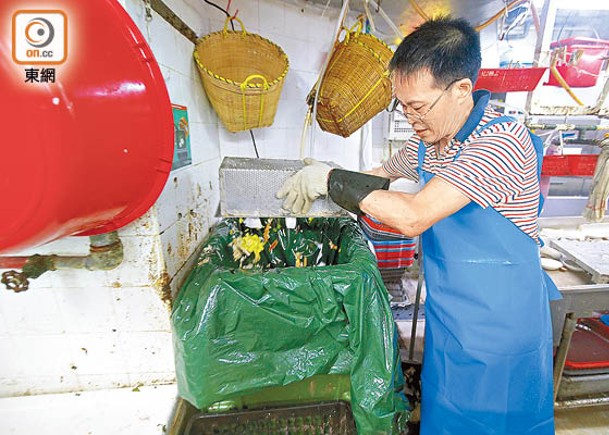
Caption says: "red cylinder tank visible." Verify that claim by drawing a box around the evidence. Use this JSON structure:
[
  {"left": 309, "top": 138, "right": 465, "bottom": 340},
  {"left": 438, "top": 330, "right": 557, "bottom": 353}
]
[{"left": 0, "top": 0, "right": 174, "bottom": 254}]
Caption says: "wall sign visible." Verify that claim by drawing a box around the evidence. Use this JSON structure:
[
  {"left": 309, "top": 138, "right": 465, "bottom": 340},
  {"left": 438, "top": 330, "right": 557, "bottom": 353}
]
[{"left": 171, "top": 103, "right": 192, "bottom": 170}]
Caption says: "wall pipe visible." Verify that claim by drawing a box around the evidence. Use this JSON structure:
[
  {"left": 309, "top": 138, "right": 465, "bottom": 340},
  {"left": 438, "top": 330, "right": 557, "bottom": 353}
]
[{"left": 0, "top": 232, "right": 123, "bottom": 292}]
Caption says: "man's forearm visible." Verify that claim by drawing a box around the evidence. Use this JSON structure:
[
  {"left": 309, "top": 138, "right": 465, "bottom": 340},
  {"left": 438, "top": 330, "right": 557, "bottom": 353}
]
[
  {"left": 363, "top": 166, "right": 399, "bottom": 181},
  {"left": 360, "top": 177, "right": 472, "bottom": 237},
  {"left": 360, "top": 190, "right": 425, "bottom": 237}
]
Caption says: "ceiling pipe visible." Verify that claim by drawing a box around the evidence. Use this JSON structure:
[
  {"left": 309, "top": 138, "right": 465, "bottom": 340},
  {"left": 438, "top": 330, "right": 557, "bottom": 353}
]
[{"left": 0, "top": 232, "right": 123, "bottom": 293}]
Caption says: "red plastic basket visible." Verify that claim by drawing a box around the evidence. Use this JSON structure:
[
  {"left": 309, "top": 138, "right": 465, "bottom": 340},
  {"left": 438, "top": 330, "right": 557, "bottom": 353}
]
[
  {"left": 541, "top": 154, "right": 598, "bottom": 176},
  {"left": 474, "top": 67, "right": 547, "bottom": 92},
  {"left": 565, "top": 318, "right": 609, "bottom": 371}
]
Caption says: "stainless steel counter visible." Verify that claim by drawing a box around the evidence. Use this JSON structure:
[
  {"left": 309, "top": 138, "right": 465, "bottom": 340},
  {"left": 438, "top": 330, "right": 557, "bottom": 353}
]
[{"left": 540, "top": 218, "right": 609, "bottom": 408}]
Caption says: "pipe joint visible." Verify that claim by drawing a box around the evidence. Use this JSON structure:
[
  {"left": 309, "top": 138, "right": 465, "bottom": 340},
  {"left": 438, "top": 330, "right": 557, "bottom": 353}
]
[{"left": 1, "top": 231, "right": 124, "bottom": 292}]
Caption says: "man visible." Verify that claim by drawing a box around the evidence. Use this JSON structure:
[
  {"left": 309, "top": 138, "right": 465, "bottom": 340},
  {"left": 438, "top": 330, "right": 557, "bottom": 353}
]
[{"left": 277, "top": 16, "right": 559, "bottom": 434}]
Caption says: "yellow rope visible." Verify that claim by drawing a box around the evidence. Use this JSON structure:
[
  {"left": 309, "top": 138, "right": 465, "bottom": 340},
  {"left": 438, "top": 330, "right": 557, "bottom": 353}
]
[
  {"left": 258, "top": 93, "right": 265, "bottom": 128},
  {"left": 240, "top": 74, "right": 269, "bottom": 130}
]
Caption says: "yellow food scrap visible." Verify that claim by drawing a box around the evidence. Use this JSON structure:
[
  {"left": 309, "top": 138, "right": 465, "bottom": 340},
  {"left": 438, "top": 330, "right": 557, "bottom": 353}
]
[
  {"left": 269, "top": 239, "right": 278, "bottom": 251},
  {"left": 293, "top": 253, "right": 309, "bottom": 268},
  {"left": 231, "top": 234, "right": 265, "bottom": 264},
  {"left": 263, "top": 219, "right": 273, "bottom": 242},
  {"left": 328, "top": 241, "right": 338, "bottom": 250}
]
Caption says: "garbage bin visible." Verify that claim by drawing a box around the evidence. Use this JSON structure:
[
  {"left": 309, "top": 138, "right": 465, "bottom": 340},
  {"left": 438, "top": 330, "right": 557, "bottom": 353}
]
[{"left": 172, "top": 217, "right": 409, "bottom": 434}]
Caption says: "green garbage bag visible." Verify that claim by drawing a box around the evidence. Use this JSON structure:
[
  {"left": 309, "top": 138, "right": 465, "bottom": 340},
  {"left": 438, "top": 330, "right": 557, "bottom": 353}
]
[{"left": 172, "top": 218, "right": 409, "bottom": 434}]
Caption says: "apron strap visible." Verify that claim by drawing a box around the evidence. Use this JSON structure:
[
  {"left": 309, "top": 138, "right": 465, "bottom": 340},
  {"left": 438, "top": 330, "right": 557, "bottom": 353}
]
[{"left": 416, "top": 140, "right": 426, "bottom": 178}]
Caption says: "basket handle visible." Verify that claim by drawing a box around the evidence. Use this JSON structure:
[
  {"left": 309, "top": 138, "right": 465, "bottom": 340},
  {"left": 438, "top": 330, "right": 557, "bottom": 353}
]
[
  {"left": 240, "top": 75, "right": 269, "bottom": 130},
  {"left": 223, "top": 16, "right": 247, "bottom": 36},
  {"left": 341, "top": 16, "right": 365, "bottom": 44},
  {"left": 349, "top": 16, "right": 364, "bottom": 34},
  {"left": 240, "top": 74, "right": 269, "bottom": 90}
]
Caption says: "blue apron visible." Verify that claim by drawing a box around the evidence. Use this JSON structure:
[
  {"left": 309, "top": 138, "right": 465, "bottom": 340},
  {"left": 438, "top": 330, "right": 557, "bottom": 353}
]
[{"left": 418, "top": 116, "right": 559, "bottom": 434}]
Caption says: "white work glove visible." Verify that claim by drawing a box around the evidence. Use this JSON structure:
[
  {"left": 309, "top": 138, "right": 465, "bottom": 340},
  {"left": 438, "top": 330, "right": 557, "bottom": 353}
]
[{"left": 276, "top": 158, "right": 332, "bottom": 214}]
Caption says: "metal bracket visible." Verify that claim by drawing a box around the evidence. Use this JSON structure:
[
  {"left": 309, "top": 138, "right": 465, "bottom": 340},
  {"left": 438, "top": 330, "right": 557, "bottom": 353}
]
[{"left": 148, "top": 0, "right": 198, "bottom": 44}]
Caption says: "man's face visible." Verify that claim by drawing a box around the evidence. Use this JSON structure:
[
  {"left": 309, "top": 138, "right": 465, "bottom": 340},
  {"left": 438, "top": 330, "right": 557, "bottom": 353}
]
[{"left": 392, "top": 70, "right": 464, "bottom": 145}]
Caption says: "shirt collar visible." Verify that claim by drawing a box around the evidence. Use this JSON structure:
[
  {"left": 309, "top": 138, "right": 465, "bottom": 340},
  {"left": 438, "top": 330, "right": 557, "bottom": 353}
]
[{"left": 454, "top": 90, "right": 491, "bottom": 143}]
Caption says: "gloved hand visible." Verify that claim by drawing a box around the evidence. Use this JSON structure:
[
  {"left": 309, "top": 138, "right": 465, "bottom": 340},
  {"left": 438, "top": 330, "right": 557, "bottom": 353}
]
[{"left": 276, "top": 158, "right": 332, "bottom": 214}]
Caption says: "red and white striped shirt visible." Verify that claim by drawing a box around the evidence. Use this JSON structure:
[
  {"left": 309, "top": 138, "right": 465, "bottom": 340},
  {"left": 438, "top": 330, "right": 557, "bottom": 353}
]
[{"left": 382, "top": 107, "right": 540, "bottom": 242}]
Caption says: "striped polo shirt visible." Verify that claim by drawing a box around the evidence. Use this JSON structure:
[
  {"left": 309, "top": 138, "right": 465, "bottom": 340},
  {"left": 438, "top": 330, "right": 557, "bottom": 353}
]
[{"left": 382, "top": 90, "right": 540, "bottom": 242}]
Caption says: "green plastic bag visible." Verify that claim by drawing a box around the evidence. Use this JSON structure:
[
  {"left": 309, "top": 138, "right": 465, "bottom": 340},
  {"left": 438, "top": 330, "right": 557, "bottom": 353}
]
[{"left": 172, "top": 218, "right": 409, "bottom": 433}]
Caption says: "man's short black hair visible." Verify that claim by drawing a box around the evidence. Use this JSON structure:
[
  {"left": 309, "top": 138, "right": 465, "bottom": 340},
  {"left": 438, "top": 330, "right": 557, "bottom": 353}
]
[{"left": 389, "top": 16, "right": 481, "bottom": 88}]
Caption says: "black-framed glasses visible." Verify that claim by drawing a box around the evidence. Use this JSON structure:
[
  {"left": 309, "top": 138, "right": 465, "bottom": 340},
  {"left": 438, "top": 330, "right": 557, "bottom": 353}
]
[{"left": 391, "top": 78, "right": 462, "bottom": 123}]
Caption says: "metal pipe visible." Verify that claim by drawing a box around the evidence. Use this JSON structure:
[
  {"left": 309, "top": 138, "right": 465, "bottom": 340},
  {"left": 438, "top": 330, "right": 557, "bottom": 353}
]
[
  {"left": 555, "top": 395, "right": 609, "bottom": 409},
  {"left": 0, "top": 257, "right": 29, "bottom": 269},
  {"left": 553, "top": 313, "right": 578, "bottom": 401},
  {"left": 592, "top": 76, "right": 609, "bottom": 114},
  {"left": 547, "top": 139, "right": 600, "bottom": 146},
  {"left": 367, "top": 0, "right": 403, "bottom": 40},
  {"left": 0, "top": 231, "right": 123, "bottom": 292},
  {"left": 407, "top": 239, "right": 423, "bottom": 363},
  {"left": 526, "top": 123, "right": 609, "bottom": 131}
]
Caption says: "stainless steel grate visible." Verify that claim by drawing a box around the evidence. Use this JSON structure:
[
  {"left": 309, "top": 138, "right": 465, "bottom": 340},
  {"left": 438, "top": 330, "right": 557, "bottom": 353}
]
[{"left": 219, "top": 157, "right": 347, "bottom": 217}]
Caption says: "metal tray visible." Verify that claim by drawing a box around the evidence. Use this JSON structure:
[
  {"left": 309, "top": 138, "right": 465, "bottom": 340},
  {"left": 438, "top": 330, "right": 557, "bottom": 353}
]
[{"left": 184, "top": 401, "right": 356, "bottom": 435}]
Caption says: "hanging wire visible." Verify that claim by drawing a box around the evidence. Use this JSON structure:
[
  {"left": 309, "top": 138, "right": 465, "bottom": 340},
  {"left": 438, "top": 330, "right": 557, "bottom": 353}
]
[
  {"left": 363, "top": 0, "right": 376, "bottom": 34},
  {"left": 498, "top": 1, "right": 531, "bottom": 41},
  {"left": 475, "top": 0, "right": 527, "bottom": 32},
  {"left": 321, "top": 0, "right": 333, "bottom": 18},
  {"left": 249, "top": 130, "right": 260, "bottom": 158},
  {"left": 202, "top": 1, "right": 235, "bottom": 31},
  {"left": 366, "top": 0, "right": 403, "bottom": 41}
]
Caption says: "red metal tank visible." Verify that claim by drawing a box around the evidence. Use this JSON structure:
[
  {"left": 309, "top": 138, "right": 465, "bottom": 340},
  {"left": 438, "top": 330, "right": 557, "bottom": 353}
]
[{"left": 0, "top": 0, "right": 174, "bottom": 254}]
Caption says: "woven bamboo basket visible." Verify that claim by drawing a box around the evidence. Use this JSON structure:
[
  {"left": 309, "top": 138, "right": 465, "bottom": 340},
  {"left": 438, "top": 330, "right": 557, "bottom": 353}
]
[
  {"left": 312, "top": 20, "right": 394, "bottom": 138},
  {"left": 194, "top": 17, "right": 289, "bottom": 133}
]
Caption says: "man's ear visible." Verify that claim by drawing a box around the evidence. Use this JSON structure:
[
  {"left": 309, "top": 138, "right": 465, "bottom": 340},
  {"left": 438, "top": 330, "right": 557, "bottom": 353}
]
[{"left": 454, "top": 78, "right": 473, "bottom": 100}]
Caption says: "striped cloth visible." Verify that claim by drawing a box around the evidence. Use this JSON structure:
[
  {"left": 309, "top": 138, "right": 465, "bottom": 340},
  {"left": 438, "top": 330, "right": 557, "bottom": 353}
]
[
  {"left": 358, "top": 214, "right": 416, "bottom": 269},
  {"left": 382, "top": 107, "right": 540, "bottom": 242}
]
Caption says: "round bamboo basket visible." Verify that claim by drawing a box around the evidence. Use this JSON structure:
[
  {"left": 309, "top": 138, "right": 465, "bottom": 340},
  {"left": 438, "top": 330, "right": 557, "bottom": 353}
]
[
  {"left": 194, "top": 17, "right": 289, "bottom": 133},
  {"left": 314, "top": 20, "right": 394, "bottom": 138}
]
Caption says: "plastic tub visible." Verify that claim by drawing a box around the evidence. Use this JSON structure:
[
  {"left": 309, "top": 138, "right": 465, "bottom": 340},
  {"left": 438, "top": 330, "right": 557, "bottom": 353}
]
[{"left": 547, "top": 37, "right": 609, "bottom": 88}]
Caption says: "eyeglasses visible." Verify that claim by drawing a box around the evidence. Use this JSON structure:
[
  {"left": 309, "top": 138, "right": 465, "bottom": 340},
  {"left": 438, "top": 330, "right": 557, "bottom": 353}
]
[{"left": 391, "top": 78, "right": 461, "bottom": 123}]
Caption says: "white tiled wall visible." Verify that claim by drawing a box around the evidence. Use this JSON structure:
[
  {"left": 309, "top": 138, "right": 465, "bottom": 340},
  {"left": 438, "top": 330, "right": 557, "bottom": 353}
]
[{"left": 0, "top": 0, "right": 377, "bottom": 398}]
